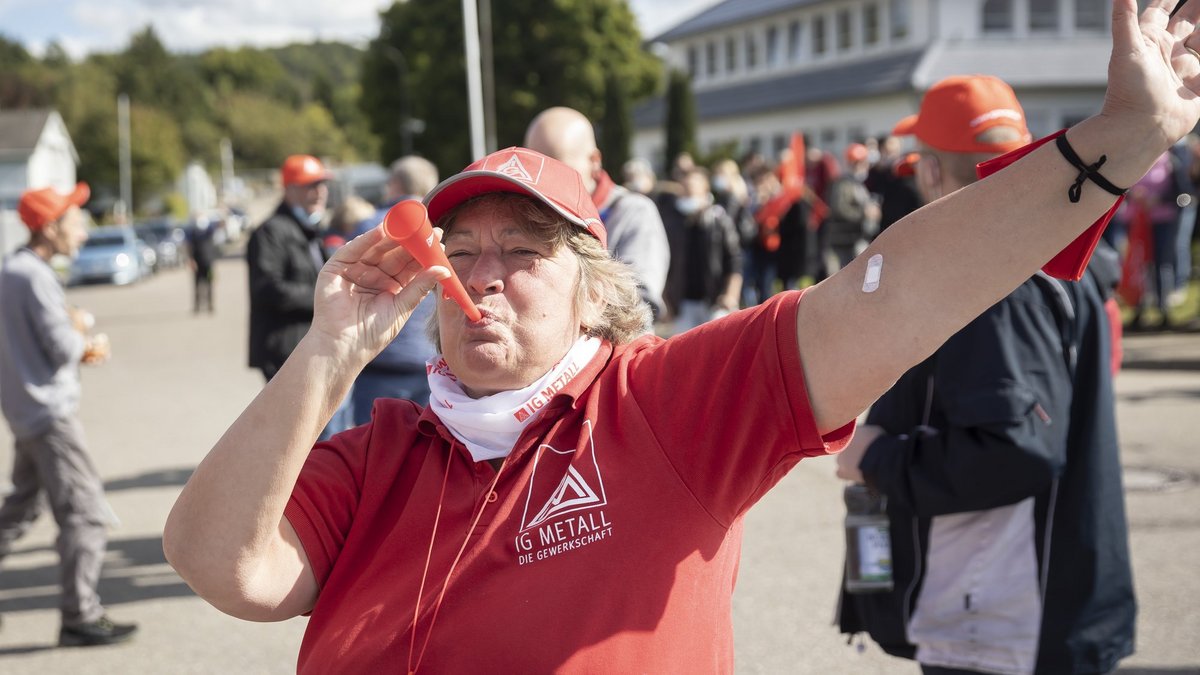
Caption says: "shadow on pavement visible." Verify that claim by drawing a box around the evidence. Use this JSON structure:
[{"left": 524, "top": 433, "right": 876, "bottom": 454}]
[
  {"left": 0, "top": 535, "right": 193, "bottom": 617},
  {"left": 1118, "top": 669, "right": 1200, "bottom": 674},
  {"left": 103, "top": 467, "right": 194, "bottom": 492},
  {"left": 1117, "top": 387, "right": 1200, "bottom": 403}
]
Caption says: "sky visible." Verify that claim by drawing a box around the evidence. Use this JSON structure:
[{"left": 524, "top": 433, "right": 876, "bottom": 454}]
[{"left": 0, "top": 0, "right": 719, "bottom": 58}]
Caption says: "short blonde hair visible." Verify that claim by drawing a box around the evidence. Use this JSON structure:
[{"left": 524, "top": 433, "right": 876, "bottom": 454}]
[{"left": 426, "top": 193, "right": 651, "bottom": 349}]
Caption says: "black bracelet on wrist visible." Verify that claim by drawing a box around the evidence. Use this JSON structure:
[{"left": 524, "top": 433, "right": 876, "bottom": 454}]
[{"left": 1055, "top": 133, "right": 1129, "bottom": 203}]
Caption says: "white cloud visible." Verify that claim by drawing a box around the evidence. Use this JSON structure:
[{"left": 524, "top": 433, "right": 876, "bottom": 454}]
[{"left": 69, "top": 0, "right": 391, "bottom": 54}]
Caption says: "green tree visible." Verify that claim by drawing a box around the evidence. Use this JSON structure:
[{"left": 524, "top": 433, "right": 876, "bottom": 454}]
[
  {"left": 362, "top": 0, "right": 660, "bottom": 175},
  {"left": 598, "top": 72, "right": 632, "bottom": 177},
  {"left": 664, "top": 69, "right": 697, "bottom": 176}
]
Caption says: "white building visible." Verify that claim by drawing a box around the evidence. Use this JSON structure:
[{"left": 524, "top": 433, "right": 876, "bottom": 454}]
[
  {"left": 635, "top": 0, "right": 1113, "bottom": 167},
  {"left": 0, "top": 109, "right": 80, "bottom": 253}
]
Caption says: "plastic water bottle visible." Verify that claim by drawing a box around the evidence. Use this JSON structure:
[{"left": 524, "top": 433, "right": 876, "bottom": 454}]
[{"left": 844, "top": 484, "right": 894, "bottom": 593}]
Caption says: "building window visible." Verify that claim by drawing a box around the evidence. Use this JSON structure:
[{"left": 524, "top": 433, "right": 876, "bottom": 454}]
[
  {"left": 837, "top": 9, "right": 853, "bottom": 51},
  {"left": 1075, "top": 0, "right": 1107, "bottom": 31},
  {"left": 726, "top": 36, "right": 737, "bottom": 72},
  {"left": 788, "top": 19, "right": 804, "bottom": 61},
  {"left": 1030, "top": 0, "right": 1059, "bottom": 31},
  {"left": 748, "top": 136, "right": 763, "bottom": 155},
  {"left": 745, "top": 30, "right": 758, "bottom": 69},
  {"left": 706, "top": 41, "right": 717, "bottom": 77},
  {"left": 687, "top": 45, "right": 698, "bottom": 78},
  {"left": 983, "top": 0, "right": 1014, "bottom": 32},
  {"left": 889, "top": 0, "right": 910, "bottom": 40},
  {"left": 771, "top": 134, "right": 788, "bottom": 157},
  {"left": 864, "top": 3, "right": 881, "bottom": 46},
  {"left": 766, "top": 25, "right": 780, "bottom": 66},
  {"left": 814, "top": 15, "right": 828, "bottom": 55},
  {"left": 820, "top": 128, "right": 838, "bottom": 149}
]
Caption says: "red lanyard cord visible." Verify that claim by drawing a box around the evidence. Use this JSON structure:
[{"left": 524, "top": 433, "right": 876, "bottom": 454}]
[{"left": 407, "top": 441, "right": 508, "bottom": 675}]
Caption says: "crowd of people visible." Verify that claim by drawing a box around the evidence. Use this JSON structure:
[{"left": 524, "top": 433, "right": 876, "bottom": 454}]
[{"left": 1, "top": 2, "right": 1198, "bottom": 673}]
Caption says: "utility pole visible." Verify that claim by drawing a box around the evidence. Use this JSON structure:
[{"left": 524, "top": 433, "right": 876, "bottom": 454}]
[
  {"left": 462, "top": 0, "right": 486, "bottom": 160},
  {"left": 479, "top": 0, "right": 497, "bottom": 153},
  {"left": 117, "top": 93, "right": 133, "bottom": 223}
]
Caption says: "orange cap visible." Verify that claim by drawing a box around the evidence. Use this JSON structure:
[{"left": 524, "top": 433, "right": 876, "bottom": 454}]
[
  {"left": 17, "top": 183, "right": 90, "bottom": 231},
  {"left": 281, "top": 154, "right": 332, "bottom": 187},
  {"left": 844, "top": 143, "right": 869, "bottom": 164},
  {"left": 893, "top": 75, "right": 1031, "bottom": 154}
]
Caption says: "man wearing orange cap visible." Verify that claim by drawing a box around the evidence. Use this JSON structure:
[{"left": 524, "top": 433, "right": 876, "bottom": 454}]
[
  {"left": 0, "top": 184, "right": 138, "bottom": 646},
  {"left": 836, "top": 75, "right": 1132, "bottom": 674},
  {"left": 247, "top": 154, "right": 333, "bottom": 382}
]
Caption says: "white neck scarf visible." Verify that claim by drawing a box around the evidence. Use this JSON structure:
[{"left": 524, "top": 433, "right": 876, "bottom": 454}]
[{"left": 427, "top": 336, "right": 601, "bottom": 462}]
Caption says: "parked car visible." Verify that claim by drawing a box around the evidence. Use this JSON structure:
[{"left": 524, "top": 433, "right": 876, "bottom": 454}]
[
  {"left": 134, "top": 220, "right": 186, "bottom": 269},
  {"left": 69, "top": 226, "right": 151, "bottom": 286}
]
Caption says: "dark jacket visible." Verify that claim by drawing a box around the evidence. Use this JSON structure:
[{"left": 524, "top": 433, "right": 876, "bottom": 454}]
[
  {"left": 661, "top": 202, "right": 741, "bottom": 313},
  {"left": 839, "top": 253, "right": 1135, "bottom": 675},
  {"left": 247, "top": 202, "right": 327, "bottom": 378}
]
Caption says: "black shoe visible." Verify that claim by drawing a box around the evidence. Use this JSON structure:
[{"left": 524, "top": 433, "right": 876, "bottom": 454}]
[{"left": 59, "top": 615, "right": 138, "bottom": 647}]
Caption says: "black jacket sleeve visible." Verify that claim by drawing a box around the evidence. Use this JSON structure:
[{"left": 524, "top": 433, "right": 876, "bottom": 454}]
[
  {"left": 247, "top": 219, "right": 317, "bottom": 313},
  {"left": 858, "top": 284, "right": 1073, "bottom": 516}
]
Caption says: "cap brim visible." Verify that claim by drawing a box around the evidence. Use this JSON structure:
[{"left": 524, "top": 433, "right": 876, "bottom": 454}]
[
  {"left": 892, "top": 114, "right": 918, "bottom": 137},
  {"left": 424, "top": 171, "right": 604, "bottom": 246}
]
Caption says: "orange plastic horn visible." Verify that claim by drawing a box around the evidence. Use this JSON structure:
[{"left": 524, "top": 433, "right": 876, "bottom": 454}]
[{"left": 381, "top": 199, "right": 482, "bottom": 322}]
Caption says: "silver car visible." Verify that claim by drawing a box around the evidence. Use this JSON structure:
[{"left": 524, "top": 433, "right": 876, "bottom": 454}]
[{"left": 69, "top": 226, "right": 151, "bottom": 286}]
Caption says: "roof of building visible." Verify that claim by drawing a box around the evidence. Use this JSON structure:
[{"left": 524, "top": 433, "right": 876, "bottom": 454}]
[
  {"left": 0, "top": 108, "right": 53, "bottom": 157},
  {"left": 652, "top": 0, "right": 823, "bottom": 43},
  {"left": 634, "top": 47, "right": 926, "bottom": 128}
]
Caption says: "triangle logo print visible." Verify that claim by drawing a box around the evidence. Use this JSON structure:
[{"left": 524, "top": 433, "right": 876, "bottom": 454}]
[{"left": 497, "top": 154, "right": 534, "bottom": 182}]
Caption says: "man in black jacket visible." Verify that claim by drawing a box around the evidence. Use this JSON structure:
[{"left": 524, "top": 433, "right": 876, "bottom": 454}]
[
  {"left": 247, "top": 154, "right": 331, "bottom": 381},
  {"left": 835, "top": 76, "right": 1135, "bottom": 675}
]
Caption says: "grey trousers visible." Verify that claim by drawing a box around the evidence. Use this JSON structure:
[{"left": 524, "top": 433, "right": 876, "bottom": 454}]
[{"left": 0, "top": 415, "right": 108, "bottom": 625}]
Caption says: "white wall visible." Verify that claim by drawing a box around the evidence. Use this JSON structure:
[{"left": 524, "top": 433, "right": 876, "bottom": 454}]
[
  {"left": 26, "top": 113, "right": 77, "bottom": 193},
  {"left": 634, "top": 92, "right": 915, "bottom": 166}
]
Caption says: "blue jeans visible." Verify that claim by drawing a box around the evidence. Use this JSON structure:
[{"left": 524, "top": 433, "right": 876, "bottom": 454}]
[{"left": 351, "top": 370, "right": 431, "bottom": 427}]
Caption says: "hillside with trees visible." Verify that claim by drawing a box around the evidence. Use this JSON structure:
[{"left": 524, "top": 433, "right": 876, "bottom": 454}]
[{"left": 0, "top": 0, "right": 658, "bottom": 216}]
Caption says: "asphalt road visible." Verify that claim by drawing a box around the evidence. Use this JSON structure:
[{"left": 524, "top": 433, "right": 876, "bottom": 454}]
[{"left": 0, "top": 259, "right": 1196, "bottom": 674}]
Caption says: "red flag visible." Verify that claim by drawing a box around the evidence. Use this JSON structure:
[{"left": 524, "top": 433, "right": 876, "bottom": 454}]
[
  {"left": 755, "top": 134, "right": 813, "bottom": 248},
  {"left": 1117, "top": 206, "right": 1151, "bottom": 307}
]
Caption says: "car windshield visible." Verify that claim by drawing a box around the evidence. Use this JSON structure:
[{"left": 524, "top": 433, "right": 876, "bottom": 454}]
[{"left": 84, "top": 232, "right": 129, "bottom": 248}]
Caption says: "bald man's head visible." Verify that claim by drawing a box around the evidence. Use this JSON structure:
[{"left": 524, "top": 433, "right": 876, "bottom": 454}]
[{"left": 524, "top": 106, "right": 602, "bottom": 192}]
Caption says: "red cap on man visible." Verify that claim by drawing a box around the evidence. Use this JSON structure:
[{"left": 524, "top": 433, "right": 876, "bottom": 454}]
[
  {"left": 281, "top": 155, "right": 332, "bottom": 187},
  {"left": 17, "top": 183, "right": 90, "bottom": 231},
  {"left": 892, "top": 75, "right": 1032, "bottom": 154},
  {"left": 425, "top": 147, "right": 608, "bottom": 249}
]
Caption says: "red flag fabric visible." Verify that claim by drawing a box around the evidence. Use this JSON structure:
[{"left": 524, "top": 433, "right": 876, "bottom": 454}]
[
  {"left": 975, "top": 129, "right": 1123, "bottom": 281},
  {"left": 755, "top": 133, "right": 808, "bottom": 251},
  {"left": 1116, "top": 205, "right": 1151, "bottom": 307}
]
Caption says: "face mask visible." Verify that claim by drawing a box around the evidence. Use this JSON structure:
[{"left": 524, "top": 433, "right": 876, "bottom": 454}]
[
  {"left": 712, "top": 176, "right": 730, "bottom": 193},
  {"left": 292, "top": 205, "right": 324, "bottom": 228},
  {"left": 676, "top": 197, "right": 701, "bottom": 215}
]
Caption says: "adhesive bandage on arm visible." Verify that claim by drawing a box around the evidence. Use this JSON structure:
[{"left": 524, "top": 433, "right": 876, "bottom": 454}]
[{"left": 862, "top": 254, "right": 883, "bottom": 293}]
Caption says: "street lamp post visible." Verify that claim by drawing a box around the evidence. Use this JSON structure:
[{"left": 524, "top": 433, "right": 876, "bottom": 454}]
[{"left": 378, "top": 43, "right": 414, "bottom": 157}]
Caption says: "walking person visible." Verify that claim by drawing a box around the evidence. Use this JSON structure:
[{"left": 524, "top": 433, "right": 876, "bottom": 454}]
[
  {"left": 187, "top": 214, "right": 220, "bottom": 314},
  {"left": 0, "top": 184, "right": 138, "bottom": 646}
]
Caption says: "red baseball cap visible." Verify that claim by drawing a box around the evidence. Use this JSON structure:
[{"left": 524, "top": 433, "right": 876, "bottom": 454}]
[
  {"left": 893, "top": 75, "right": 1031, "bottom": 154},
  {"left": 18, "top": 182, "right": 90, "bottom": 231},
  {"left": 281, "top": 154, "right": 332, "bottom": 187},
  {"left": 424, "top": 147, "right": 607, "bottom": 249}
]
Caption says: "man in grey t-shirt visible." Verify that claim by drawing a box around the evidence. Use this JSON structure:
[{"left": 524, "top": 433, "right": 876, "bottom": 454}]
[
  {"left": 0, "top": 184, "right": 137, "bottom": 646},
  {"left": 525, "top": 107, "right": 670, "bottom": 321}
]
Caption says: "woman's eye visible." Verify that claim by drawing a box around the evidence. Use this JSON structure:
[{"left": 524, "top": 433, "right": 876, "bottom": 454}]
[{"left": 511, "top": 248, "right": 538, "bottom": 257}]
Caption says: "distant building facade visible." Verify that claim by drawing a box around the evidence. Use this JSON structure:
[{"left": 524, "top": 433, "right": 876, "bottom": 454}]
[
  {"left": 635, "top": 0, "right": 1112, "bottom": 164},
  {"left": 0, "top": 109, "right": 80, "bottom": 252}
]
